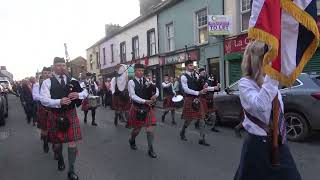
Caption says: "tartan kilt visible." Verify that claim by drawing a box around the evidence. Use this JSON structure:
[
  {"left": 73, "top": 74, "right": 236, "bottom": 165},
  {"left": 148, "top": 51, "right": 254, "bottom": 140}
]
[
  {"left": 111, "top": 95, "right": 131, "bottom": 111},
  {"left": 37, "top": 104, "right": 49, "bottom": 130},
  {"left": 81, "top": 98, "right": 96, "bottom": 111},
  {"left": 200, "top": 95, "right": 216, "bottom": 114},
  {"left": 128, "top": 104, "right": 156, "bottom": 128},
  {"left": 47, "top": 108, "right": 82, "bottom": 144},
  {"left": 181, "top": 96, "right": 205, "bottom": 121},
  {"left": 163, "top": 96, "right": 175, "bottom": 111}
]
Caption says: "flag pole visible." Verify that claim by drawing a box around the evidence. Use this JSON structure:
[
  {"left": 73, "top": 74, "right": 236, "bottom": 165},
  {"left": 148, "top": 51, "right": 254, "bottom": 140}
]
[{"left": 271, "top": 94, "right": 280, "bottom": 166}]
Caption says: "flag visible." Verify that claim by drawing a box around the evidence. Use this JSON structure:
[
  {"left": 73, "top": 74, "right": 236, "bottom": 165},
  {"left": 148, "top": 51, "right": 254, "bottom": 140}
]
[{"left": 249, "top": 0, "right": 319, "bottom": 86}]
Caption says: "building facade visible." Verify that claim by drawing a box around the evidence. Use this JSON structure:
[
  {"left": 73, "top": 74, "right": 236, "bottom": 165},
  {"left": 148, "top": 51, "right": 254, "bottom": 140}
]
[
  {"left": 86, "top": 39, "right": 104, "bottom": 81},
  {"left": 157, "top": 0, "right": 225, "bottom": 87},
  {"left": 69, "top": 56, "right": 87, "bottom": 79}
]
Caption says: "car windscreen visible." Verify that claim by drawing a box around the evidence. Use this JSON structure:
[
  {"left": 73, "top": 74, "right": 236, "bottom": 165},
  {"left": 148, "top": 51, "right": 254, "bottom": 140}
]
[
  {"left": 0, "top": 81, "right": 9, "bottom": 85},
  {"left": 312, "top": 76, "right": 320, "bottom": 87}
]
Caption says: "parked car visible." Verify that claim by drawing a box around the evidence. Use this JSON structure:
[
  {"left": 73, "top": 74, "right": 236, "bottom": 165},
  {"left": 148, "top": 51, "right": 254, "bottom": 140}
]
[
  {"left": 214, "top": 73, "right": 320, "bottom": 142},
  {"left": 0, "top": 84, "right": 9, "bottom": 126}
]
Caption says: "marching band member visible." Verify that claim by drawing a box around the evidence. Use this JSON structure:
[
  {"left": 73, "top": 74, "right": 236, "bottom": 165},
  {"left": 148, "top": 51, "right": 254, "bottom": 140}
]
[
  {"left": 180, "top": 60, "right": 210, "bottom": 146},
  {"left": 234, "top": 41, "right": 300, "bottom": 180},
  {"left": 128, "top": 64, "right": 159, "bottom": 158},
  {"left": 81, "top": 72, "right": 99, "bottom": 126},
  {"left": 161, "top": 74, "right": 177, "bottom": 125},
  {"left": 33, "top": 67, "right": 52, "bottom": 153},
  {"left": 40, "top": 57, "right": 87, "bottom": 180}
]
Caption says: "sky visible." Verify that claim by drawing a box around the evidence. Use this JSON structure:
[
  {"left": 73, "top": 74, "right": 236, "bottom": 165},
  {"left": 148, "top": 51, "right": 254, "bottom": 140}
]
[{"left": 0, "top": 0, "right": 140, "bottom": 80}]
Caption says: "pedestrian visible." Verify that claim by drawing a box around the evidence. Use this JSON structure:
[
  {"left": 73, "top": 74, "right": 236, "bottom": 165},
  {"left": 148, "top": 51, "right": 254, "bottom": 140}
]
[
  {"left": 21, "top": 77, "right": 36, "bottom": 125},
  {"left": 80, "top": 72, "right": 99, "bottom": 126},
  {"left": 128, "top": 63, "right": 159, "bottom": 158},
  {"left": 104, "top": 78, "right": 112, "bottom": 107},
  {"left": 161, "top": 74, "right": 177, "bottom": 125},
  {"left": 233, "top": 41, "right": 301, "bottom": 180},
  {"left": 40, "top": 57, "right": 87, "bottom": 180},
  {"left": 179, "top": 60, "right": 210, "bottom": 146}
]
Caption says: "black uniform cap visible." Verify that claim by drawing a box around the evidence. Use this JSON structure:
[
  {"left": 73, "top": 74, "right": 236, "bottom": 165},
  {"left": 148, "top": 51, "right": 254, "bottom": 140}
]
[
  {"left": 53, "top": 57, "right": 66, "bottom": 64},
  {"left": 134, "top": 63, "right": 145, "bottom": 70}
]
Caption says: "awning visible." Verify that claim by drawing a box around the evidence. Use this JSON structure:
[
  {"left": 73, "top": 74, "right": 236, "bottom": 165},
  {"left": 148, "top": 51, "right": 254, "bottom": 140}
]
[{"left": 224, "top": 52, "right": 243, "bottom": 61}]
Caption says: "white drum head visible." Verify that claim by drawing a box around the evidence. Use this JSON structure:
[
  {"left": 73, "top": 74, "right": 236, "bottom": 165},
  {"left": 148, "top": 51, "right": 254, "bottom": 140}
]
[
  {"left": 116, "top": 64, "right": 128, "bottom": 91},
  {"left": 172, "top": 95, "right": 183, "bottom": 102}
]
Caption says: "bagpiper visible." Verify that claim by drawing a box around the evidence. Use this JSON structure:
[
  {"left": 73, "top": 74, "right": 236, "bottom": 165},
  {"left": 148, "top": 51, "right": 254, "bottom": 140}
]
[
  {"left": 161, "top": 74, "right": 177, "bottom": 125},
  {"left": 128, "top": 64, "right": 159, "bottom": 158},
  {"left": 40, "top": 57, "right": 87, "bottom": 180}
]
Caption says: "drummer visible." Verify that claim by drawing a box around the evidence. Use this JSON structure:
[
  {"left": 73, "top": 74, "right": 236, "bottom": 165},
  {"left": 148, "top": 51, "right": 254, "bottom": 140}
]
[
  {"left": 161, "top": 74, "right": 177, "bottom": 125},
  {"left": 80, "top": 72, "right": 99, "bottom": 126},
  {"left": 110, "top": 64, "right": 131, "bottom": 127}
]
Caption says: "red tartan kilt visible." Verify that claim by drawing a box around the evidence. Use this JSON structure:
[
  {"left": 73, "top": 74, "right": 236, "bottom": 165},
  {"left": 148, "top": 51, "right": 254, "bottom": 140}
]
[
  {"left": 200, "top": 96, "right": 216, "bottom": 114},
  {"left": 182, "top": 96, "right": 205, "bottom": 121},
  {"left": 111, "top": 95, "right": 131, "bottom": 111},
  {"left": 163, "top": 96, "right": 175, "bottom": 110},
  {"left": 47, "top": 108, "right": 82, "bottom": 144},
  {"left": 128, "top": 104, "right": 156, "bottom": 128},
  {"left": 37, "top": 104, "right": 49, "bottom": 130}
]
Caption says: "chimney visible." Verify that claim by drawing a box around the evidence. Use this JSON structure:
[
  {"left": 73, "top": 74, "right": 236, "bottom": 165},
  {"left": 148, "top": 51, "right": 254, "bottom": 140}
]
[
  {"left": 139, "top": 0, "right": 163, "bottom": 15},
  {"left": 105, "top": 24, "right": 121, "bottom": 37}
]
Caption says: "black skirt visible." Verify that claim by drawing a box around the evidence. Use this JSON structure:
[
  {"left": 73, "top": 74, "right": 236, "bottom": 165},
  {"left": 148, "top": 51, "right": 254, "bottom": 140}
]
[{"left": 234, "top": 133, "right": 301, "bottom": 180}]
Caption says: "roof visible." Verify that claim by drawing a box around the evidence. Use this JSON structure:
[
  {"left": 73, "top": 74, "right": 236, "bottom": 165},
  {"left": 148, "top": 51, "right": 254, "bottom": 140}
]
[
  {"left": 70, "top": 56, "right": 87, "bottom": 62},
  {"left": 86, "top": 0, "right": 183, "bottom": 50}
]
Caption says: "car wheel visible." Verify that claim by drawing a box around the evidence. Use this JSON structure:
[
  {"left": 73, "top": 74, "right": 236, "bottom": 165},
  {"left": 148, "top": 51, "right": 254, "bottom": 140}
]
[{"left": 285, "top": 112, "right": 310, "bottom": 142}]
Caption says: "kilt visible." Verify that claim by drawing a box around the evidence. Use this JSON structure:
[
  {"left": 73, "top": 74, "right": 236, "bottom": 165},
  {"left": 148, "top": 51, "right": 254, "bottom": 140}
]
[
  {"left": 47, "top": 108, "right": 82, "bottom": 144},
  {"left": 128, "top": 104, "right": 156, "bottom": 128},
  {"left": 163, "top": 96, "right": 175, "bottom": 111},
  {"left": 81, "top": 98, "right": 96, "bottom": 111},
  {"left": 234, "top": 133, "right": 301, "bottom": 180},
  {"left": 111, "top": 94, "right": 131, "bottom": 111},
  {"left": 181, "top": 96, "right": 205, "bottom": 121},
  {"left": 37, "top": 104, "right": 49, "bottom": 130},
  {"left": 200, "top": 95, "right": 216, "bottom": 114}
]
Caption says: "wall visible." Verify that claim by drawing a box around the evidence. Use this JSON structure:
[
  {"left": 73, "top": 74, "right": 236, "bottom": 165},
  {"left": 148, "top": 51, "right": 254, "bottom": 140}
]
[
  {"left": 100, "top": 15, "right": 158, "bottom": 69},
  {"left": 86, "top": 46, "right": 101, "bottom": 77}
]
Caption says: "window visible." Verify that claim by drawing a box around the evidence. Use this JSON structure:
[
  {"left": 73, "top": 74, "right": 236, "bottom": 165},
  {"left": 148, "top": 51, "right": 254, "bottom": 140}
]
[
  {"left": 147, "top": 29, "right": 156, "bottom": 56},
  {"left": 241, "top": 0, "right": 251, "bottom": 31},
  {"left": 111, "top": 44, "right": 114, "bottom": 62},
  {"left": 166, "top": 23, "right": 174, "bottom": 52},
  {"left": 96, "top": 52, "right": 99, "bottom": 69},
  {"left": 132, "top": 36, "right": 139, "bottom": 59},
  {"left": 120, "top": 42, "right": 126, "bottom": 63},
  {"left": 89, "top": 54, "right": 93, "bottom": 70},
  {"left": 317, "top": 0, "right": 320, "bottom": 14},
  {"left": 196, "top": 8, "right": 208, "bottom": 44},
  {"left": 103, "top": 48, "right": 106, "bottom": 65}
]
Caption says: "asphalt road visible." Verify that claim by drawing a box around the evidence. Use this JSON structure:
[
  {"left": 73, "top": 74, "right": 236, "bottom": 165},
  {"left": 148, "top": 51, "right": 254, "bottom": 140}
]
[{"left": 0, "top": 95, "right": 319, "bottom": 180}]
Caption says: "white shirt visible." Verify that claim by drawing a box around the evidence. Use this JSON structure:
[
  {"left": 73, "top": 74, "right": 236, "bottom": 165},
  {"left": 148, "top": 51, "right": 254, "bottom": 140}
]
[
  {"left": 128, "top": 77, "right": 159, "bottom": 104},
  {"left": 80, "top": 81, "right": 98, "bottom": 95},
  {"left": 110, "top": 77, "right": 116, "bottom": 95},
  {"left": 162, "top": 81, "right": 176, "bottom": 96},
  {"left": 32, "top": 82, "right": 41, "bottom": 101},
  {"left": 240, "top": 75, "right": 284, "bottom": 136},
  {"left": 180, "top": 71, "right": 200, "bottom": 96},
  {"left": 40, "top": 75, "right": 88, "bottom": 108}
]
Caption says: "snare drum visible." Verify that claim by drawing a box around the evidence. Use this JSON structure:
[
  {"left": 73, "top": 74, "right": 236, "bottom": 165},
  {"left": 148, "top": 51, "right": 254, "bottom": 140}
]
[
  {"left": 172, "top": 95, "right": 184, "bottom": 108},
  {"left": 88, "top": 95, "right": 101, "bottom": 108}
]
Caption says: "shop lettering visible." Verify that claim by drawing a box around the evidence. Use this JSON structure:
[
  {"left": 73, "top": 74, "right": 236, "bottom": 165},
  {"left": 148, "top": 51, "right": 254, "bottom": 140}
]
[
  {"left": 164, "top": 50, "right": 199, "bottom": 65},
  {"left": 209, "top": 21, "right": 230, "bottom": 31},
  {"left": 224, "top": 34, "right": 249, "bottom": 54}
]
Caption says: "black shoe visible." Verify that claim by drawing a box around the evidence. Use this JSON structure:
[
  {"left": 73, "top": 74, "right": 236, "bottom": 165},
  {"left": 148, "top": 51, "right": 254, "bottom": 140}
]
[
  {"left": 58, "top": 159, "right": 65, "bottom": 171},
  {"left": 129, "top": 139, "right": 137, "bottom": 150},
  {"left": 172, "top": 121, "right": 177, "bottom": 125},
  {"left": 54, "top": 152, "right": 59, "bottom": 160},
  {"left": 161, "top": 115, "right": 165, "bottom": 122},
  {"left": 125, "top": 124, "right": 129, "bottom": 129},
  {"left": 91, "top": 121, "right": 98, "bottom": 126},
  {"left": 114, "top": 118, "right": 118, "bottom": 127},
  {"left": 180, "top": 131, "right": 187, "bottom": 141},
  {"left": 68, "top": 172, "right": 79, "bottom": 180},
  {"left": 199, "top": 139, "right": 210, "bottom": 146},
  {"left": 148, "top": 149, "right": 157, "bottom": 158},
  {"left": 211, "top": 127, "right": 220, "bottom": 133},
  {"left": 43, "top": 141, "right": 49, "bottom": 153},
  {"left": 194, "top": 121, "right": 200, "bottom": 129},
  {"left": 234, "top": 128, "right": 242, "bottom": 138}
]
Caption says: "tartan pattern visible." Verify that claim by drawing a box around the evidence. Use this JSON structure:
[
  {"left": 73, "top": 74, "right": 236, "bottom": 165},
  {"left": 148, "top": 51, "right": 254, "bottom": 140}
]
[
  {"left": 111, "top": 95, "right": 131, "bottom": 111},
  {"left": 128, "top": 104, "right": 156, "bottom": 128},
  {"left": 200, "top": 95, "right": 216, "bottom": 114},
  {"left": 81, "top": 98, "right": 97, "bottom": 111},
  {"left": 47, "top": 108, "right": 82, "bottom": 144},
  {"left": 163, "top": 95, "right": 175, "bottom": 111},
  {"left": 36, "top": 104, "right": 49, "bottom": 130},
  {"left": 181, "top": 96, "right": 205, "bottom": 121}
]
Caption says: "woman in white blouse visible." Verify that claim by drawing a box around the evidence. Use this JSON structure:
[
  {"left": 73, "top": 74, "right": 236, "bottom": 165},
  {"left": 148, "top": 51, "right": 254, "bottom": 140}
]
[{"left": 234, "top": 41, "right": 301, "bottom": 180}]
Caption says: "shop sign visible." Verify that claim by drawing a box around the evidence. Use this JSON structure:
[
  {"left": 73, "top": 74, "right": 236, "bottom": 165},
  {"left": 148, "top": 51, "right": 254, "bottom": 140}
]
[
  {"left": 208, "top": 15, "right": 232, "bottom": 36},
  {"left": 163, "top": 50, "right": 199, "bottom": 65},
  {"left": 224, "top": 33, "right": 250, "bottom": 54}
]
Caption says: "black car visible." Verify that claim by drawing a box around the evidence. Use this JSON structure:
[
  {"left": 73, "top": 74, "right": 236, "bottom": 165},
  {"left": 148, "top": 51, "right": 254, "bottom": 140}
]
[{"left": 214, "top": 73, "right": 320, "bottom": 142}]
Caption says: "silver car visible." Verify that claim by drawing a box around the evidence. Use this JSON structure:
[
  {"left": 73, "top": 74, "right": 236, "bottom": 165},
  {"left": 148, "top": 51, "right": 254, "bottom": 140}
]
[{"left": 214, "top": 73, "right": 320, "bottom": 142}]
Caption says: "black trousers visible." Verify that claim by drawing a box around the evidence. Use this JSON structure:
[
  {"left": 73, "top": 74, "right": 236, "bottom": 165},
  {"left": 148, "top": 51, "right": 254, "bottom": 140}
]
[{"left": 234, "top": 133, "right": 301, "bottom": 180}]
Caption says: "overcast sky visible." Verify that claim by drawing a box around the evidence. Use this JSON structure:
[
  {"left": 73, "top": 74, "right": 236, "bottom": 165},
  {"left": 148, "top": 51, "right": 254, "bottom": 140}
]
[{"left": 0, "top": 0, "right": 140, "bottom": 80}]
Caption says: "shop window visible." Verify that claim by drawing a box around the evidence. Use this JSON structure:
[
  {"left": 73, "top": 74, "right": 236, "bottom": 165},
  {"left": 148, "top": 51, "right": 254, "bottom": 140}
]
[
  {"left": 147, "top": 29, "right": 156, "bottom": 56},
  {"left": 96, "top": 52, "right": 100, "bottom": 69},
  {"left": 166, "top": 23, "right": 175, "bottom": 52},
  {"left": 196, "top": 8, "right": 208, "bottom": 44},
  {"left": 103, "top": 48, "right": 106, "bottom": 65},
  {"left": 132, "top": 36, "right": 139, "bottom": 59},
  {"left": 241, "top": 0, "right": 251, "bottom": 32},
  {"left": 120, "top": 42, "right": 126, "bottom": 63},
  {"left": 90, "top": 54, "right": 93, "bottom": 70},
  {"left": 111, "top": 44, "right": 114, "bottom": 62}
]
